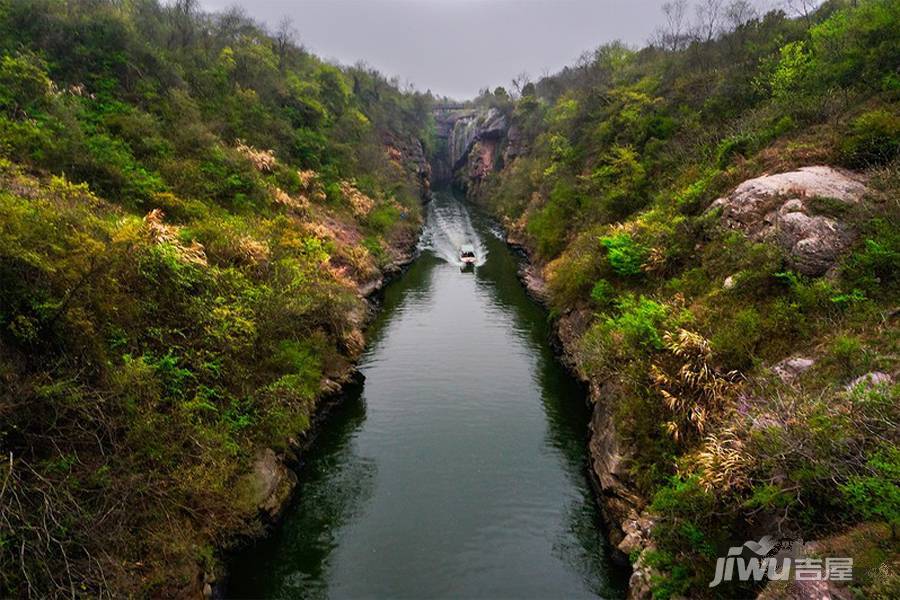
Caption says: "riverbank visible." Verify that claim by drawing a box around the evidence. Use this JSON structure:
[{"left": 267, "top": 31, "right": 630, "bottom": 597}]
[
  {"left": 503, "top": 225, "right": 645, "bottom": 586},
  {"left": 210, "top": 200, "right": 427, "bottom": 598}
]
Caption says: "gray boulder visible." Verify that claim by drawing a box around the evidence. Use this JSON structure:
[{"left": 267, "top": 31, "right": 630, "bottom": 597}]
[
  {"left": 773, "top": 356, "right": 816, "bottom": 383},
  {"left": 711, "top": 166, "right": 868, "bottom": 276}
]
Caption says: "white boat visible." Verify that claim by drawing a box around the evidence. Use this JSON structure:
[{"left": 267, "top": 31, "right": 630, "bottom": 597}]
[{"left": 459, "top": 244, "right": 476, "bottom": 267}]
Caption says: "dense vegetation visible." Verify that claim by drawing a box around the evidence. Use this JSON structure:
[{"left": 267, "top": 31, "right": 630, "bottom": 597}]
[
  {"left": 0, "top": 0, "right": 433, "bottom": 596},
  {"left": 476, "top": 0, "right": 899, "bottom": 597}
]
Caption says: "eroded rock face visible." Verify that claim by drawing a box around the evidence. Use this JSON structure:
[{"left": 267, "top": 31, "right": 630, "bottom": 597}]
[
  {"left": 503, "top": 124, "right": 526, "bottom": 164},
  {"left": 249, "top": 448, "right": 297, "bottom": 521},
  {"left": 553, "top": 308, "right": 647, "bottom": 562},
  {"left": 382, "top": 132, "right": 432, "bottom": 198},
  {"left": 448, "top": 108, "right": 507, "bottom": 170},
  {"left": 712, "top": 166, "right": 868, "bottom": 276},
  {"left": 588, "top": 379, "right": 646, "bottom": 547}
]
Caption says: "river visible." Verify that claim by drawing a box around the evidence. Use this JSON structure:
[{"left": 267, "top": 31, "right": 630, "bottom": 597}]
[{"left": 228, "top": 188, "right": 627, "bottom": 599}]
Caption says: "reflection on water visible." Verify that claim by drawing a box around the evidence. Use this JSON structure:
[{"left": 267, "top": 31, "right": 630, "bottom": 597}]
[{"left": 228, "top": 189, "right": 627, "bottom": 599}]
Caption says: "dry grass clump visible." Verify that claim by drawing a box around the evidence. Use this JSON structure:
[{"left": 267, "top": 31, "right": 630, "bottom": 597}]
[
  {"left": 235, "top": 140, "right": 276, "bottom": 172},
  {"left": 298, "top": 170, "right": 327, "bottom": 203},
  {"left": 683, "top": 427, "right": 752, "bottom": 492},
  {"left": 237, "top": 237, "right": 270, "bottom": 267},
  {"left": 651, "top": 328, "right": 742, "bottom": 442},
  {"left": 339, "top": 181, "right": 374, "bottom": 217},
  {"left": 143, "top": 209, "right": 207, "bottom": 266},
  {"left": 270, "top": 186, "right": 309, "bottom": 214}
]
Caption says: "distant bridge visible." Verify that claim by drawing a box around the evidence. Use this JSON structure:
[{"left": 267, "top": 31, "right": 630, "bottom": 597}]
[{"left": 432, "top": 104, "right": 470, "bottom": 112}]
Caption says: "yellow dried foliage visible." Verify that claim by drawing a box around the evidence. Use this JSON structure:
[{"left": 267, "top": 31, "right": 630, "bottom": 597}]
[
  {"left": 339, "top": 181, "right": 374, "bottom": 217},
  {"left": 684, "top": 427, "right": 751, "bottom": 493},
  {"left": 327, "top": 264, "right": 356, "bottom": 289},
  {"left": 297, "top": 170, "right": 327, "bottom": 203},
  {"left": 652, "top": 328, "right": 741, "bottom": 442},
  {"left": 238, "top": 237, "right": 270, "bottom": 267},
  {"left": 143, "top": 209, "right": 208, "bottom": 266},
  {"left": 642, "top": 246, "right": 666, "bottom": 273},
  {"left": 297, "top": 169, "right": 317, "bottom": 188},
  {"left": 271, "top": 186, "right": 309, "bottom": 213},
  {"left": 235, "top": 139, "right": 276, "bottom": 172}
]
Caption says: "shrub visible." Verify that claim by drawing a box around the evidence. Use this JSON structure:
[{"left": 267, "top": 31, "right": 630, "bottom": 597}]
[
  {"left": 0, "top": 52, "right": 51, "bottom": 117},
  {"left": 715, "top": 134, "right": 754, "bottom": 169},
  {"left": 827, "top": 334, "right": 866, "bottom": 378},
  {"left": 607, "top": 294, "right": 667, "bottom": 350},
  {"left": 711, "top": 307, "right": 762, "bottom": 369},
  {"left": 590, "top": 278, "right": 614, "bottom": 306},
  {"left": 600, "top": 232, "right": 648, "bottom": 277},
  {"left": 841, "top": 445, "right": 900, "bottom": 538},
  {"left": 841, "top": 109, "right": 900, "bottom": 168},
  {"left": 584, "top": 145, "right": 647, "bottom": 220},
  {"left": 841, "top": 219, "right": 900, "bottom": 296},
  {"left": 366, "top": 203, "right": 400, "bottom": 233},
  {"left": 545, "top": 228, "right": 604, "bottom": 308},
  {"left": 527, "top": 178, "right": 578, "bottom": 258}
]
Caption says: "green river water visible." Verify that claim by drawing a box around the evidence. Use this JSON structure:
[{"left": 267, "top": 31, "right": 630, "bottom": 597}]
[{"left": 228, "top": 188, "right": 627, "bottom": 599}]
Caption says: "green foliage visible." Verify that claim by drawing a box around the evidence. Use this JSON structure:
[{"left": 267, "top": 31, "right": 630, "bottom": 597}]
[
  {"left": 600, "top": 233, "right": 647, "bottom": 277},
  {"left": 646, "top": 476, "right": 726, "bottom": 595},
  {"left": 607, "top": 294, "right": 667, "bottom": 350},
  {"left": 590, "top": 278, "right": 614, "bottom": 306},
  {"left": 841, "top": 445, "right": 900, "bottom": 536},
  {"left": 827, "top": 334, "right": 866, "bottom": 377},
  {"left": 0, "top": 52, "right": 50, "bottom": 116},
  {"left": 584, "top": 145, "right": 647, "bottom": 219},
  {"left": 527, "top": 178, "right": 578, "bottom": 258},
  {"left": 842, "top": 109, "right": 900, "bottom": 168},
  {"left": 768, "top": 41, "right": 813, "bottom": 102},
  {"left": 0, "top": 1, "right": 431, "bottom": 595},
  {"left": 367, "top": 202, "right": 400, "bottom": 233},
  {"left": 842, "top": 219, "right": 900, "bottom": 296}
]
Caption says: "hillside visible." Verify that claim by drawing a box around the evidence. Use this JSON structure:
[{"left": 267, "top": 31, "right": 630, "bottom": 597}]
[
  {"left": 451, "top": 0, "right": 899, "bottom": 597},
  {"left": 0, "top": 0, "right": 432, "bottom": 596}
]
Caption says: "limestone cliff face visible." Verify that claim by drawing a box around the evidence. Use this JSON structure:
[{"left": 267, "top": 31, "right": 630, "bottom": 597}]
[
  {"left": 431, "top": 106, "right": 510, "bottom": 187},
  {"left": 448, "top": 108, "right": 507, "bottom": 169}
]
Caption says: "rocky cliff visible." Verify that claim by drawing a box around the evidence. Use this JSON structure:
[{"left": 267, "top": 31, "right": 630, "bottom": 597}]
[{"left": 431, "top": 106, "right": 510, "bottom": 188}]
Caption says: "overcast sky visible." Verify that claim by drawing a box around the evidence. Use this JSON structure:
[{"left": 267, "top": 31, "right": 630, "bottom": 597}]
[{"left": 198, "top": 0, "right": 670, "bottom": 100}]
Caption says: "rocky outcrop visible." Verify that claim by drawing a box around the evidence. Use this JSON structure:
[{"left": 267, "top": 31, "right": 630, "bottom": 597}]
[
  {"left": 431, "top": 105, "right": 510, "bottom": 186},
  {"left": 588, "top": 379, "right": 646, "bottom": 548},
  {"left": 448, "top": 108, "right": 507, "bottom": 170},
  {"left": 511, "top": 249, "right": 646, "bottom": 580},
  {"left": 773, "top": 356, "right": 816, "bottom": 383},
  {"left": 846, "top": 371, "right": 893, "bottom": 390},
  {"left": 247, "top": 448, "right": 298, "bottom": 522},
  {"left": 503, "top": 124, "right": 526, "bottom": 164},
  {"left": 551, "top": 304, "right": 648, "bottom": 580},
  {"left": 711, "top": 166, "right": 868, "bottom": 276},
  {"left": 457, "top": 138, "right": 501, "bottom": 198}
]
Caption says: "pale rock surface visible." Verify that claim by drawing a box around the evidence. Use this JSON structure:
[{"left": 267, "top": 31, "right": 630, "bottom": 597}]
[
  {"left": 711, "top": 166, "right": 867, "bottom": 275},
  {"left": 773, "top": 356, "right": 816, "bottom": 383}
]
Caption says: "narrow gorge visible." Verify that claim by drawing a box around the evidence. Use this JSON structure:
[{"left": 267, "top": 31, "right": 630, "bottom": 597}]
[{"left": 1, "top": 2, "right": 896, "bottom": 599}]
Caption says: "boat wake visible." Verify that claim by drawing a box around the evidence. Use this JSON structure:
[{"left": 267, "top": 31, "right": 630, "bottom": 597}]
[{"left": 418, "top": 197, "right": 487, "bottom": 267}]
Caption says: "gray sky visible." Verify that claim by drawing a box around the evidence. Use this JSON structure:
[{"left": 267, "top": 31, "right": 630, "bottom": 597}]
[{"left": 199, "top": 0, "right": 666, "bottom": 100}]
